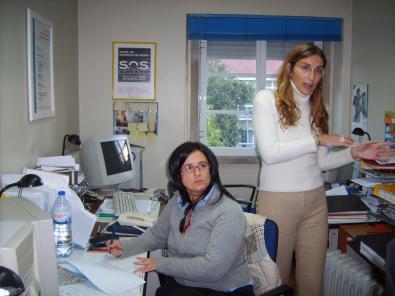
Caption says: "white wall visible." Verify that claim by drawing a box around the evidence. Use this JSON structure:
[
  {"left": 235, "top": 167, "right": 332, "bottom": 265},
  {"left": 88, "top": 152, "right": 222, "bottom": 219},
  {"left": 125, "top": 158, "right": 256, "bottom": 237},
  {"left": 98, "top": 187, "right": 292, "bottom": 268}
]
[
  {"left": 78, "top": 0, "right": 353, "bottom": 189},
  {"left": 0, "top": 0, "right": 79, "bottom": 177},
  {"left": 351, "top": 0, "right": 395, "bottom": 140}
]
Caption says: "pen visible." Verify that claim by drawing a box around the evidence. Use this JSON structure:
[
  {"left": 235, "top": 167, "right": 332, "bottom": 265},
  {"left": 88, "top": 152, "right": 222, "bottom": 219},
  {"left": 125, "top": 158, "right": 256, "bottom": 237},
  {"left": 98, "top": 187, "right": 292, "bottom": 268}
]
[{"left": 109, "top": 228, "right": 115, "bottom": 254}]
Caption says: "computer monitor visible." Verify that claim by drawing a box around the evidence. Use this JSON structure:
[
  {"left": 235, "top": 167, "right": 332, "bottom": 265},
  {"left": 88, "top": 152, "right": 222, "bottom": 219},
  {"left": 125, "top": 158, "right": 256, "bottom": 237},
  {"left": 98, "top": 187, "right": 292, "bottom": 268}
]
[
  {"left": 0, "top": 198, "right": 59, "bottom": 296},
  {"left": 80, "top": 135, "right": 136, "bottom": 193}
]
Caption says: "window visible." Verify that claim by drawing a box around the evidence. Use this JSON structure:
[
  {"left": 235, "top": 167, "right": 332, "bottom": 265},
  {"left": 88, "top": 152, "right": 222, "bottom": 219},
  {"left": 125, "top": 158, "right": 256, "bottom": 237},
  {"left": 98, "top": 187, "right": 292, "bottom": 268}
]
[
  {"left": 187, "top": 14, "right": 342, "bottom": 157},
  {"left": 198, "top": 40, "right": 321, "bottom": 156}
]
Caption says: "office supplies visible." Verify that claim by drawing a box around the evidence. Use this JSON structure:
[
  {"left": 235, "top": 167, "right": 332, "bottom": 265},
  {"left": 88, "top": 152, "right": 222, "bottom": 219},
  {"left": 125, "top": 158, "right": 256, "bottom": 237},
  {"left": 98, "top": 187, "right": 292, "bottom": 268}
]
[
  {"left": 113, "top": 190, "right": 137, "bottom": 215},
  {"left": 109, "top": 229, "right": 115, "bottom": 253},
  {"left": 327, "top": 195, "right": 369, "bottom": 213},
  {"left": 0, "top": 174, "right": 43, "bottom": 198},
  {"left": 118, "top": 211, "right": 155, "bottom": 227},
  {"left": 61, "top": 249, "right": 145, "bottom": 295},
  {"left": 0, "top": 176, "right": 97, "bottom": 248},
  {"left": 106, "top": 221, "right": 146, "bottom": 236},
  {"left": 356, "top": 232, "right": 395, "bottom": 270},
  {"left": 0, "top": 266, "right": 25, "bottom": 296},
  {"left": 89, "top": 234, "right": 119, "bottom": 247},
  {"left": 79, "top": 135, "right": 137, "bottom": 195},
  {"left": 372, "top": 184, "right": 395, "bottom": 204},
  {"left": 0, "top": 198, "right": 58, "bottom": 296}
]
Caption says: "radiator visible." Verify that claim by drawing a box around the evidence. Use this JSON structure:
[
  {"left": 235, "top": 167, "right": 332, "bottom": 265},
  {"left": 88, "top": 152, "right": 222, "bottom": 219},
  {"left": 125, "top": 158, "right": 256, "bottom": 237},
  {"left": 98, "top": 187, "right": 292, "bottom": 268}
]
[{"left": 324, "top": 249, "right": 384, "bottom": 296}]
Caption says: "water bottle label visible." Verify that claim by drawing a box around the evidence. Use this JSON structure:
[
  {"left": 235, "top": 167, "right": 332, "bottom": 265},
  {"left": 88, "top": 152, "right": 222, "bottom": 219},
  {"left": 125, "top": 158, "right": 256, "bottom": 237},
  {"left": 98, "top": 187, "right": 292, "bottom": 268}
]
[{"left": 53, "top": 212, "right": 71, "bottom": 223}]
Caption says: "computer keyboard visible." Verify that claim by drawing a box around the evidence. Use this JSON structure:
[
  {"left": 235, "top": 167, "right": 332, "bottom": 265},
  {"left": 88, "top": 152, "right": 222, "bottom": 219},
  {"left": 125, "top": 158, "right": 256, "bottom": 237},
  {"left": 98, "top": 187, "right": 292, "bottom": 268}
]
[{"left": 112, "top": 191, "right": 137, "bottom": 216}]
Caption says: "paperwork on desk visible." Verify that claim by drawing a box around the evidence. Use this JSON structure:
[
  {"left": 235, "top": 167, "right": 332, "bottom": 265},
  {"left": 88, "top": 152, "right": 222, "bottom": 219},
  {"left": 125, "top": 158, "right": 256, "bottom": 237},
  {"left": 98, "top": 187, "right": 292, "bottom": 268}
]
[
  {"left": 37, "top": 155, "right": 80, "bottom": 170},
  {"left": 1, "top": 170, "right": 96, "bottom": 248},
  {"left": 59, "top": 249, "right": 145, "bottom": 296}
]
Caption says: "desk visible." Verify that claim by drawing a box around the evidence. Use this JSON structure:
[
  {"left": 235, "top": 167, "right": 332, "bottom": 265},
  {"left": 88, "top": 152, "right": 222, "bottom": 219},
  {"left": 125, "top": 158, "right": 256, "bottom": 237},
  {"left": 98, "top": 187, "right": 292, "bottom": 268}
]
[
  {"left": 59, "top": 190, "right": 164, "bottom": 296},
  {"left": 58, "top": 249, "right": 147, "bottom": 296},
  {"left": 338, "top": 223, "right": 394, "bottom": 253}
]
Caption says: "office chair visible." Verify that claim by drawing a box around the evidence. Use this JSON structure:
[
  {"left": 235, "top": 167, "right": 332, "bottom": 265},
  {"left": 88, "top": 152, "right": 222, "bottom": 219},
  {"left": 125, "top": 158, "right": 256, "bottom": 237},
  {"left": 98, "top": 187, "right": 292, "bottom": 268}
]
[
  {"left": 244, "top": 212, "right": 293, "bottom": 296},
  {"left": 224, "top": 184, "right": 257, "bottom": 213},
  {"left": 386, "top": 237, "right": 395, "bottom": 296}
]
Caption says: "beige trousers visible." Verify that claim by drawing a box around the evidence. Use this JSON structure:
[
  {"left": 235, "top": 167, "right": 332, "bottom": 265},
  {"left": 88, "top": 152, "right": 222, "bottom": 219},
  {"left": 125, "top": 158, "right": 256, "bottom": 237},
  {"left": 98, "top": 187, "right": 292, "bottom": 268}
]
[{"left": 257, "top": 187, "right": 327, "bottom": 296}]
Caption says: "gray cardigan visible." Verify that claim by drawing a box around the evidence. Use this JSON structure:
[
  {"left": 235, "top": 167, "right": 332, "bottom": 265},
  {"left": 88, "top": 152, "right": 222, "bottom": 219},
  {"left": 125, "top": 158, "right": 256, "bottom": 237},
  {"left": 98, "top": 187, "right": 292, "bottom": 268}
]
[{"left": 121, "top": 188, "right": 251, "bottom": 291}]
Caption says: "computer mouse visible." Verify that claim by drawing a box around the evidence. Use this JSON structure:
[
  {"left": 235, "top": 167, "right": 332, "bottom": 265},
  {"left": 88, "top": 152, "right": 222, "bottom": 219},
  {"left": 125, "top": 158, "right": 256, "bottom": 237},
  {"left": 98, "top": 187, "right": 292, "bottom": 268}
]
[{"left": 0, "top": 266, "right": 25, "bottom": 296}]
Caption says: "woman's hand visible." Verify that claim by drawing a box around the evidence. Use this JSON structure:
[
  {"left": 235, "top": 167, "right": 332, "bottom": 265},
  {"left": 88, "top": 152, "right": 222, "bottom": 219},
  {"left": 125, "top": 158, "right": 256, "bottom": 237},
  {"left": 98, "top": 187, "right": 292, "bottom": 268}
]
[
  {"left": 351, "top": 141, "right": 395, "bottom": 160},
  {"left": 317, "top": 134, "right": 354, "bottom": 147},
  {"left": 106, "top": 239, "right": 123, "bottom": 257},
  {"left": 134, "top": 257, "right": 158, "bottom": 273}
]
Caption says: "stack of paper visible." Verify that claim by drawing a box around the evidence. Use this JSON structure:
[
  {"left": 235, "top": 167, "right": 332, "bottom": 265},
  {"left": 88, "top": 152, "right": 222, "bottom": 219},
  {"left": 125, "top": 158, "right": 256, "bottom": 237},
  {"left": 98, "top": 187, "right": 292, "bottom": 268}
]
[
  {"left": 37, "top": 155, "right": 80, "bottom": 171},
  {"left": 356, "top": 232, "right": 395, "bottom": 271},
  {"left": 327, "top": 195, "right": 375, "bottom": 224}
]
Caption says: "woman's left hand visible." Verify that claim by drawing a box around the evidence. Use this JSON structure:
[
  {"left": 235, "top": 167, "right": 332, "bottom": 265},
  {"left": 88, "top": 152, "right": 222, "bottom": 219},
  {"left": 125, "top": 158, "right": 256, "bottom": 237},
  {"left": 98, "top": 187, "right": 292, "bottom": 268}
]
[
  {"left": 351, "top": 141, "right": 395, "bottom": 160},
  {"left": 134, "top": 257, "right": 158, "bottom": 273}
]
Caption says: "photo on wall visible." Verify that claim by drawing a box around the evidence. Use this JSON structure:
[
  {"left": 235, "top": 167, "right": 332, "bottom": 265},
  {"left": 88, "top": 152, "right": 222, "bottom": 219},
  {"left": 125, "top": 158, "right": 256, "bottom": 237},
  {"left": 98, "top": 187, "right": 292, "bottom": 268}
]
[
  {"left": 113, "top": 101, "right": 158, "bottom": 141},
  {"left": 351, "top": 84, "right": 368, "bottom": 134}
]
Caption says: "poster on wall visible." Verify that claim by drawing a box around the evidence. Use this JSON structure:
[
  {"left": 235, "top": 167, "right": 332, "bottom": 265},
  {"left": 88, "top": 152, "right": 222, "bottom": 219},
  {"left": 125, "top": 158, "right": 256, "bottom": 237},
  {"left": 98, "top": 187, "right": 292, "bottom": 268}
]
[
  {"left": 351, "top": 84, "right": 368, "bottom": 134},
  {"left": 113, "top": 101, "right": 158, "bottom": 142},
  {"left": 384, "top": 111, "right": 395, "bottom": 148},
  {"left": 26, "top": 9, "right": 55, "bottom": 121},
  {"left": 112, "top": 42, "right": 157, "bottom": 100}
]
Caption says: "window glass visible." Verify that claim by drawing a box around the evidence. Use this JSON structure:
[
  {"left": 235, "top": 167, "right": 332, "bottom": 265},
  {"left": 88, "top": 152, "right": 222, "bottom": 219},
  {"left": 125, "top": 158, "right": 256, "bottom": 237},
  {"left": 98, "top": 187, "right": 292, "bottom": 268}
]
[{"left": 198, "top": 40, "right": 323, "bottom": 156}]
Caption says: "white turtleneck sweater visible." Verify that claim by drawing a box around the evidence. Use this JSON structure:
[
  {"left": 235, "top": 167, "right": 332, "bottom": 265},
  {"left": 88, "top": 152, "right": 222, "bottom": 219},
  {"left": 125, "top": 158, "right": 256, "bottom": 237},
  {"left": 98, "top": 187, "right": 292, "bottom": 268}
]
[{"left": 253, "top": 85, "right": 354, "bottom": 192}]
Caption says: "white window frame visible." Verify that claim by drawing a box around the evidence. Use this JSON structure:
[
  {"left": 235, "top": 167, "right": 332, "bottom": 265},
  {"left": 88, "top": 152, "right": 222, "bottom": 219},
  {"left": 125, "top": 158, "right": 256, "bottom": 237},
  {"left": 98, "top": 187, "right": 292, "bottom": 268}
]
[{"left": 198, "top": 41, "right": 267, "bottom": 157}]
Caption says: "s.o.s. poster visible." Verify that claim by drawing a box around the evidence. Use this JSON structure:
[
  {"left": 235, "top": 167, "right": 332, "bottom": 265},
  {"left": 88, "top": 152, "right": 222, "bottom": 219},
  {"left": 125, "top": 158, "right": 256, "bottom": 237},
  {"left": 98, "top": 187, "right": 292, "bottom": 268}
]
[{"left": 113, "top": 42, "right": 156, "bottom": 100}]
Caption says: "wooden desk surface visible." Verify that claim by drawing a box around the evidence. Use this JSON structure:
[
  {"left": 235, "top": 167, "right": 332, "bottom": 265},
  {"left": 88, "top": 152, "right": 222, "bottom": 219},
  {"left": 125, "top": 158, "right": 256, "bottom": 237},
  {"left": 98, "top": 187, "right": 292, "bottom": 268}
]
[{"left": 338, "top": 223, "right": 394, "bottom": 253}]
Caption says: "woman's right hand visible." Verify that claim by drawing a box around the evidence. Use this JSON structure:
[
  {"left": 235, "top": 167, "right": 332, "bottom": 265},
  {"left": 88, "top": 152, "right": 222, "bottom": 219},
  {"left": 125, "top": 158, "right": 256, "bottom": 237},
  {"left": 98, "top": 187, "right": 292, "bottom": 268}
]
[
  {"left": 106, "top": 239, "right": 123, "bottom": 257},
  {"left": 317, "top": 134, "right": 354, "bottom": 147}
]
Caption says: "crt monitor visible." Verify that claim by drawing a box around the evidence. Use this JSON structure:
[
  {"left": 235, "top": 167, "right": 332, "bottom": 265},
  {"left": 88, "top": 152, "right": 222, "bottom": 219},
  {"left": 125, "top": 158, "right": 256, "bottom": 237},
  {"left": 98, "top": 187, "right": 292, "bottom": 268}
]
[
  {"left": 80, "top": 135, "right": 136, "bottom": 191},
  {"left": 0, "top": 197, "right": 58, "bottom": 296}
]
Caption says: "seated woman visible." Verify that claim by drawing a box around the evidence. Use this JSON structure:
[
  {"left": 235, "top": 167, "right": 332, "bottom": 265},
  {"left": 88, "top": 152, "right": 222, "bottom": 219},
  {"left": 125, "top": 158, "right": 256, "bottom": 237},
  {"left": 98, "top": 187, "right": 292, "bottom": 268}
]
[{"left": 108, "top": 142, "right": 253, "bottom": 296}]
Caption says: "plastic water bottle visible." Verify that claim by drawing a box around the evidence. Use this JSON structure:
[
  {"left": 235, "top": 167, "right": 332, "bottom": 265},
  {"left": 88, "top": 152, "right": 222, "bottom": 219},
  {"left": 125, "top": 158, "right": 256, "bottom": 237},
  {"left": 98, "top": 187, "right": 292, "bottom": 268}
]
[{"left": 52, "top": 190, "right": 72, "bottom": 257}]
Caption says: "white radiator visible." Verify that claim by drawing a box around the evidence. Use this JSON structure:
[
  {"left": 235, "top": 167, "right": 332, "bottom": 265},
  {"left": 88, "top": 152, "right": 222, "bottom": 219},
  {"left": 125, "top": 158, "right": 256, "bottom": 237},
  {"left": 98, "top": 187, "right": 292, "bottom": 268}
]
[{"left": 324, "top": 249, "right": 384, "bottom": 296}]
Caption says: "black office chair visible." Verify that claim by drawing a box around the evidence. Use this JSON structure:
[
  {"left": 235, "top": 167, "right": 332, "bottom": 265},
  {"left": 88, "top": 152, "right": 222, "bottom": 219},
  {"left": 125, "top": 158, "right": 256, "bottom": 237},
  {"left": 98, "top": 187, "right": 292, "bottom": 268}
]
[
  {"left": 244, "top": 213, "right": 293, "bottom": 296},
  {"left": 386, "top": 237, "right": 395, "bottom": 296},
  {"left": 224, "top": 184, "right": 257, "bottom": 213}
]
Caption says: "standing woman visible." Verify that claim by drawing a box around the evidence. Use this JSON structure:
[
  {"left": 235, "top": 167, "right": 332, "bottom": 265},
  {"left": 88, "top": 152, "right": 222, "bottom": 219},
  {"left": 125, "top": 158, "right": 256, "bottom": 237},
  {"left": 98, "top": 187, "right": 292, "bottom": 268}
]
[
  {"left": 253, "top": 43, "right": 394, "bottom": 296},
  {"left": 108, "top": 142, "right": 253, "bottom": 296}
]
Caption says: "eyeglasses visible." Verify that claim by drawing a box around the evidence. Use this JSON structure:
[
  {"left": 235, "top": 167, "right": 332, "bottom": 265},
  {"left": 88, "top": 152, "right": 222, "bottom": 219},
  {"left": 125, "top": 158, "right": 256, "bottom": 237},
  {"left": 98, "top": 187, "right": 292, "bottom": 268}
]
[
  {"left": 180, "top": 161, "right": 210, "bottom": 174},
  {"left": 295, "top": 63, "right": 325, "bottom": 77}
]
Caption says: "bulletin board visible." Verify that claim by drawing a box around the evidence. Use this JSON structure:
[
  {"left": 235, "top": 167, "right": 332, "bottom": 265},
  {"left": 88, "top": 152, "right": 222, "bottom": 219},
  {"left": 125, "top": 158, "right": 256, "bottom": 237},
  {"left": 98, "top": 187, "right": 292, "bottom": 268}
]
[{"left": 113, "top": 101, "right": 158, "bottom": 142}]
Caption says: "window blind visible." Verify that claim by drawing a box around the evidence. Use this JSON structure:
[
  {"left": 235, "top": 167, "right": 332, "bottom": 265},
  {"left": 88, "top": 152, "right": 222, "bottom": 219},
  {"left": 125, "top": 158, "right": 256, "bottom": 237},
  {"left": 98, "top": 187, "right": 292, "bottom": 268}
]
[{"left": 187, "top": 14, "right": 342, "bottom": 41}]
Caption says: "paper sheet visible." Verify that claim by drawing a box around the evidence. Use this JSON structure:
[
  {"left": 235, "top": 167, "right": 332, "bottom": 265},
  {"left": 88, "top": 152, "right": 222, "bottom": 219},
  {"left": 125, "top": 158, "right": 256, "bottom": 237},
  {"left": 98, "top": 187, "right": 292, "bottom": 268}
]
[
  {"left": 1, "top": 172, "right": 96, "bottom": 248},
  {"left": 64, "top": 249, "right": 145, "bottom": 296},
  {"left": 325, "top": 185, "right": 349, "bottom": 196}
]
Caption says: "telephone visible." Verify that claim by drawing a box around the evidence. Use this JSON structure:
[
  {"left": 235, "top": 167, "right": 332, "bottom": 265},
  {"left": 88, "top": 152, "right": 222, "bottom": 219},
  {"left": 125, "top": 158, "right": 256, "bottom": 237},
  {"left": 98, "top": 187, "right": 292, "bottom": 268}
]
[{"left": 117, "top": 211, "right": 156, "bottom": 228}]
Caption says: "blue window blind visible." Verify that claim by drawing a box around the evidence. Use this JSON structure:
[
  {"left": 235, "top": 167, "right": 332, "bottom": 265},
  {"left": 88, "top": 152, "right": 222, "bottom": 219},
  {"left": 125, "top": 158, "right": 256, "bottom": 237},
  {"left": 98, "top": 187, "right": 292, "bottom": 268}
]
[{"left": 187, "top": 14, "right": 342, "bottom": 41}]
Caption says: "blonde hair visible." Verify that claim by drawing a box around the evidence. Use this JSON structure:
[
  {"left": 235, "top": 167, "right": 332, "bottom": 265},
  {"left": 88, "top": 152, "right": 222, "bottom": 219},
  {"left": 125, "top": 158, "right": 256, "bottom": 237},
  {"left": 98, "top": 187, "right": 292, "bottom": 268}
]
[{"left": 275, "top": 43, "right": 329, "bottom": 134}]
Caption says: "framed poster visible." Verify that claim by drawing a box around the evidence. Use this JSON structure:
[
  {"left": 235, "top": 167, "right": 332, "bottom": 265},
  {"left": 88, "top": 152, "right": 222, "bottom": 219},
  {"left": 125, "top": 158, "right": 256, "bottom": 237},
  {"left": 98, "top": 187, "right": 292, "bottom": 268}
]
[
  {"left": 112, "top": 42, "right": 157, "bottom": 100},
  {"left": 26, "top": 9, "right": 55, "bottom": 121}
]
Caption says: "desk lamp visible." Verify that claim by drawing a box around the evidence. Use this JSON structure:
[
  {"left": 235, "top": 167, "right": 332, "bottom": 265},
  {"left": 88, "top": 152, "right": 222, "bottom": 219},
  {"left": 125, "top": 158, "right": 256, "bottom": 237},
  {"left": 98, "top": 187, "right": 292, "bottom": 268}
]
[
  {"left": 62, "top": 134, "right": 81, "bottom": 155},
  {"left": 352, "top": 127, "right": 371, "bottom": 141},
  {"left": 0, "top": 174, "right": 43, "bottom": 198}
]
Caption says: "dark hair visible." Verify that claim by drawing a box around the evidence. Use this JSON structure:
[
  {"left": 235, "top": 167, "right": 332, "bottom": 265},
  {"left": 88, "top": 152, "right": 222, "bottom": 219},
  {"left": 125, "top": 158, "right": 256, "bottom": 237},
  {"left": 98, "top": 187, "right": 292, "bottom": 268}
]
[{"left": 167, "top": 141, "right": 234, "bottom": 205}]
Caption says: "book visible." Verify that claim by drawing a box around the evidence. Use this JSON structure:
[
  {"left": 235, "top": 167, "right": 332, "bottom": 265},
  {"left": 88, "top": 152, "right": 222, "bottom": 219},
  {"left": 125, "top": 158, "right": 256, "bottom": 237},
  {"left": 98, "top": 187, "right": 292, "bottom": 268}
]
[
  {"left": 372, "top": 184, "right": 395, "bottom": 204},
  {"left": 361, "top": 159, "right": 395, "bottom": 170},
  {"left": 327, "top": 195, "right": 369, "bottom": 214},
  {"left": 355, "top": 232, "right": 395, "bottom": 270}
]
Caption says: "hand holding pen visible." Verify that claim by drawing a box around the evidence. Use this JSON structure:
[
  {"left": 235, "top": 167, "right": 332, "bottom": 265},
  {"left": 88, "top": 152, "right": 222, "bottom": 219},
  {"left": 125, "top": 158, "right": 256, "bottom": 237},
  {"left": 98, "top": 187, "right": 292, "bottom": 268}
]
[{"left": 107, "top": 238, "right": 123, "bottom": 257}]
